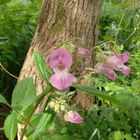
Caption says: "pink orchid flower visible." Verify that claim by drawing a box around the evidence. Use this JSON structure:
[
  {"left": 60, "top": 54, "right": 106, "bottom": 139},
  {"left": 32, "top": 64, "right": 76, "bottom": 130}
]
[
  {"left": 94, "top": 52, "right": 131, "bottom": 80},
  {"left": 49, "top": 48, "right": 72, "bottom": 70},
  {"left": 49, "top": 48, "right": 75, "bottom": 90},
  {"left": 94, "top": 63, "right": 116, "bottom": 80},
  {"left": 64, "top": 110, "right": 83, "bottom": 124},
  {"left": 105, "top": 52, "right": 131, "bottom": 75}
]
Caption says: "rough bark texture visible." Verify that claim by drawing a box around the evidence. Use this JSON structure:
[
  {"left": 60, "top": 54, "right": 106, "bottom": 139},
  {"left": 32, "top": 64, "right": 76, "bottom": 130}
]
[{"left": 18, "top": 0, "right": 102, "bottom": 139}]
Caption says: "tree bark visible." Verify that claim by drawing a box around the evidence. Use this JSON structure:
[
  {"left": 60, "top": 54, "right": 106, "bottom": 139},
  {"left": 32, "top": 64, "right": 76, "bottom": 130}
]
[{"left": 18, "top": 0, "right": 102, "bottom": 139}]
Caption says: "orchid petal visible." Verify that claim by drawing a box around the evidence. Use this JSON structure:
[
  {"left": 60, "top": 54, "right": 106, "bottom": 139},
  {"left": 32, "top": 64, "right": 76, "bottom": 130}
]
[
  {"left": 49, "top": 48, "right": 72, "bottom": 69},
  {"left": 106, "top": 55, "right": 122, "bottom": 65},
  {"left": 118, "top": 65, "right": 131, "bottom": 75},
  {"left": 119, "top": 52, "right": 130, "bottom": 63},
  {"left": 50, "top": 71, "right": 74, "bottom": 90},
  {"left": 95, "top": 63, "right": 116, "bottom": 80}
]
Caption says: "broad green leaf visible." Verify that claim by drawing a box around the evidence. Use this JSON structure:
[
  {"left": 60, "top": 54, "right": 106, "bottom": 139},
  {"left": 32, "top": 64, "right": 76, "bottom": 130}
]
[
  {"left": 19, "top": 95, "right": 37, "bottom": 109},
  {"left": 4, "top": 112, "right": 18, "bottom": 140},
  {"left": 20, "top": 91, "right": 50, "bottom": 121},
  {"left": 33, "top": 52, "right": 52, "bottom": 82},
  {"left": 0, "top": 94, "right": 10, "bottom": 106},
  {"left": 73, "top": 84, "right": 124, "bottom": 108},
  {"left": 12, "top": 77, "right": 36, "bottom": 108},
  {"left": 21, "top": 105, "right": 34, "bottom": 121},
  {"left": 20, "top": 94, "right": 46, "bottom": 118},
  {"left": 17, "top": 96, "right": 38, "bottom": 115}
]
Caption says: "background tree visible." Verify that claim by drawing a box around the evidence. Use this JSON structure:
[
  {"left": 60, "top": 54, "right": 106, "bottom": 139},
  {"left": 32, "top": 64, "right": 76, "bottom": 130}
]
[
  {"left": 19, "top": 0, "right": 102, "bottom": 110},
  {"left": 17, "top": 0, "right": 102, "bottom": 139}
]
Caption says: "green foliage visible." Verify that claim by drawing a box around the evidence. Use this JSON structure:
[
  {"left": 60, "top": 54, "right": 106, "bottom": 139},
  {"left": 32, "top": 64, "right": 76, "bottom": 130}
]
[
  {"left": 0, "top": 0, "right": 42, "bottom": 96},
  {"left": 12, "top": 77, "right": 36, "bottom": 108},
  {"left": 0, "top": 0, "right": 11, "bottom": 5},
  {"left": 33, "top": 52, "right": 53, "bottom": 82},
  {"left": 86, "top": 0, "right": 140, "bottom": 139},
  {"left": 109, "top": 131, "right": 136, "bottom": 140},
  {"left": 0, "top": 94, "right": 10, "bottom": 106},
  {"left": 2, "top": 77, "right": 54, "bottom": 140},
  {"left": 4, "top": 112, "right": 18, "bottom": 140},
  {"left": 26, "top": 110, "right": 55, "bottom": 139},
  {"left": 73, "top": 84, "right": 124, "bottom": 108}
]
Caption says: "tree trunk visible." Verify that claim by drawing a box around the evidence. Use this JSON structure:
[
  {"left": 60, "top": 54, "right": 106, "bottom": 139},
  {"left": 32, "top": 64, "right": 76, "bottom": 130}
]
[{"left": 18, "top": 0, "right": 102, "bottom": 139}]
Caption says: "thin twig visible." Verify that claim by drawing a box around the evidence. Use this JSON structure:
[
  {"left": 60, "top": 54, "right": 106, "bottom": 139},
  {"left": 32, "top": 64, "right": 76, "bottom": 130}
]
[
  {"left": 123, "top": 17, "right": 140, "bottom": 43},
  {"left": 0, "top": 63, "right": 18, "bottom": 79}
]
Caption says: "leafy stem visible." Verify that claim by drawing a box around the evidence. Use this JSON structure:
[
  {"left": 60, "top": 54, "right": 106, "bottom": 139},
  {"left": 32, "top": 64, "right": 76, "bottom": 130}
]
[{"left": 20, "top": 86, "right": 51, "bottom": 140}]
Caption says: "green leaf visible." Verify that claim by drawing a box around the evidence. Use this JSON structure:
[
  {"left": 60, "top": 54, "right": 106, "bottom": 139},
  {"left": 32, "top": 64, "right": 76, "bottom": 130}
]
[
  {"left": 19, "top": 95, "right": 37, "bottom": 107},
  {"left": 12, "top": 77, "right": 36, "bottom": 108},
  {"left": 33, "top": 110, "right": 55, "bottom": 137},
  {"left": 20, "top": 94, "right": 45, "bottom": 118},
  {"left": 0, "top": 94, "right": 10, "bottom": 106},
  {"left": 27, "top": 109, "right": 55, "bottom": 139},
  {"left": 4, "top": 112, "right": 18, "bottom": 140},
  {"left": 19, "top": 95, "right": 37, "bottom": 111},
  {"left": 33, "top": 52, "right": 52, "bottom": 82},
  {"left": 73, "top": 84, "right": 124, "bottom": 108}
]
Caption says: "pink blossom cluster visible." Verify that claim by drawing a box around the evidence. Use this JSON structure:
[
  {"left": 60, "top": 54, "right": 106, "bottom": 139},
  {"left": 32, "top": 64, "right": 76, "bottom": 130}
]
[
  {"left": 49, "top": 48, "right": 84, "bottom": 124},
  {"left": 48, "top": 48, "right": 131, "bottom": 124},
  {"left": 94, "top": 52, "right": 131, "bottom": 80}
]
